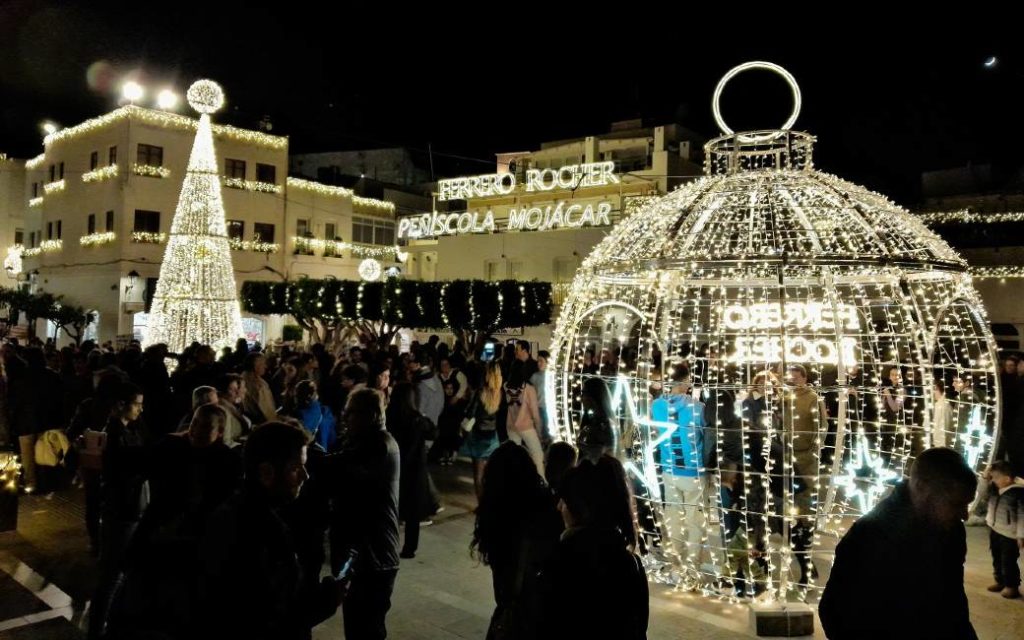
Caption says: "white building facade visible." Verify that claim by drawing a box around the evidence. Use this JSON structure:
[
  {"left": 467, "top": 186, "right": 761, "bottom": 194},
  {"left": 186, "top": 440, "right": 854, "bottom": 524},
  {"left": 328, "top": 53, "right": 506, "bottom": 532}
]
[{"left": 14, "top": 106, "right": 402, "bottom": 345}]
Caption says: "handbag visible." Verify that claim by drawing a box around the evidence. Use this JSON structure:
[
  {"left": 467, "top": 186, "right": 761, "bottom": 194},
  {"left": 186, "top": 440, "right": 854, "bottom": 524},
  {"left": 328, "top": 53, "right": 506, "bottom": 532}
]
[{"left": 460, "top": 394, "right": 478, "bottom": 434}]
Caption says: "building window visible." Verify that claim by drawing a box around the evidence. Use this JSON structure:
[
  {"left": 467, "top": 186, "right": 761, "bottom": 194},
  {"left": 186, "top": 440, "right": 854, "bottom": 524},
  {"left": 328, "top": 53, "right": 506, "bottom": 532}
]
[
  {"left": 255, "top": 163, "right": 276, "bottom": 184},
  {"left": 226, "top": 220, "right": 245, "bottom": 241},
  {"left": 31, "top": 183, "right": 38, "bottom": 198},
  {"left": 105, "top": 210, "right": 115, "bottom": 232},
  {"left": 296, "top": 219, "right": 310, "bottom": 237},
  {"left": 59, "top": 162, "right": 65, "bottom": 179},
  {"left": 49, "top": 165, "right": 55, "bottom": 182},
  {"left": 509, "top": 260, "right": 523, "bottom": 280},
  {"left": 324, "top": 223, "right": 337, "bottom": 240},
  {"left": 137, "top": 144, "right": 164, "bottom": 167},
  {"left": 57, "top": 220, "right": 62, "bottom": 239},
  {"left": 133, "top": 210, "right": 160, "bottom": 233},
  {"left": 109, "top": 146, "right": 117, "bottom": 166},
  {"left": 352, "top": 216, "right": 395, "bottom": 246},
  {"left": 554, "top": 257, "right": 578, "bottom": 282},
  {"left": 14, "top": 229, "right": 23, "bottom": 245},
  {"left": 253, "top": 223, "right": 275, "bottom": 243},
  {"left": 225, "top": 159, "right": 246, "bottom": 179},
  {"left": 88, "top": 214, "right": 96, "bottom": 234},
  {"left": 484, "top": 260, "right": 504, "bottom": 282},
  {"left": 47, "top": 222, "right": 53, "bottom": 239},
  {"left": 90, "top": 152, "right": 99, "bottom": 170}
]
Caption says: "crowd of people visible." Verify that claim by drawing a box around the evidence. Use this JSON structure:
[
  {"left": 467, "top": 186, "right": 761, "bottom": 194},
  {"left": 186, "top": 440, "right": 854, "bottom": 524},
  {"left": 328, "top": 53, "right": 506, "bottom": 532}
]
[
  {"left": 3, "top": 330, "right": 1023, "bottom": 639},
  {"left": 0, "top": 333, "right": 653, "bottom": 639}
]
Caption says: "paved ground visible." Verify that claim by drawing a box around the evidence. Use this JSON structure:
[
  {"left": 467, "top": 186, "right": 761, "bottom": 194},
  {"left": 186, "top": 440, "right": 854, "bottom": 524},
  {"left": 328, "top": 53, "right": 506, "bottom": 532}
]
[{"left": 1, "top": 463, "right": 1021, "bottom": 639}]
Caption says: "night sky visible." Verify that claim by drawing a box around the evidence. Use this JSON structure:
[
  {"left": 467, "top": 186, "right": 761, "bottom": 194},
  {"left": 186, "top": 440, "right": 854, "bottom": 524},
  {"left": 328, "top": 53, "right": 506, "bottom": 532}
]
[{"left": 1, "top": 3, "right": 1020, "bottom": 204}]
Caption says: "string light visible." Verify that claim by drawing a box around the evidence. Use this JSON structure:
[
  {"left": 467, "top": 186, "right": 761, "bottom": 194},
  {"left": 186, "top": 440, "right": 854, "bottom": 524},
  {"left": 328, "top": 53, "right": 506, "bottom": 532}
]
[
  {"left": 82, "top": 165, "right": 119, "bottom": 183},
  {"left": 133, "top": 164, "right": 171, "bottom": 179},
  {"left": 4, "top": 245, "right": 23, "bottom": 276},
  {"left": 25, "top": 154, "right": 46, "bottom": 170},
  {"left": 286, "top": 177, "right": 394, "bottom": 212},
  {"left": 79, "top": 232, "right": 116, "bottom": 247},
  {"left": 29, "top": 197, "right": 43, "bottom": 208},
  {"left": 353, "top": 195, "right": 396, "bottom": 214},
  {"left": 917, "top": 210, "right": 1024, "bottom": 225},
  {"left": 223, "top": 177, "right": 282, "bottom": 194},
  {"left": 969, "top": 266, "right": 1024, "bottom": 279},
  {"left": 23, "top": 239, "right": 63, "bottom": 257},
  {"left": 548, "top": 61, "right": 999, "bottom": 604},
  {"left": 286, "top": 177, "right": 353, "bottom": 198},
  {"left": 42, "top": 105, "right": 286, "bottom": 151},
  {"left": 0, "top": 453, "right": 21, "bottom": 494},
  {"left": 42, "top": 180, "right": 65, "bottom": 195},
  {"left": 228, "top": 238, "right": 280, "bottom": 253},
  {"left": 290, "top": 237, "right": 403, "bottom": 260},
  {"left": 131, "top": 232, "right": 167, "bottom": 244},
  {"left": 143, "top": 79, "right": 243, "bottom": 353}
]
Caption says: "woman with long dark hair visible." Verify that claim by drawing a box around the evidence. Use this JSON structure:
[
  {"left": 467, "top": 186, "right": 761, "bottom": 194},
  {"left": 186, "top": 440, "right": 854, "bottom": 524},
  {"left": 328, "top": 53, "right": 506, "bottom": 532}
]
[
  {"left": 386, "top": 382, "right": 435, "bottom": 558},
  {"left": 536, "top": 456, "right": 648, "bottom": 639},
  {"left": 578, "top": 377, "right": 618, "bottom": 463},
  {"left": 472, "top": 441, "right": 562, "bottom": 639}
]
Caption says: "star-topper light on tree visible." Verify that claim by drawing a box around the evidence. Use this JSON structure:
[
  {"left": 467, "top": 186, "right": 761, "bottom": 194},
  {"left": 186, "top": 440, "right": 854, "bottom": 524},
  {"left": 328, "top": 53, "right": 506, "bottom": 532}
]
[{"left": 143, "top": 79, "right": 243, "bottom": 353}]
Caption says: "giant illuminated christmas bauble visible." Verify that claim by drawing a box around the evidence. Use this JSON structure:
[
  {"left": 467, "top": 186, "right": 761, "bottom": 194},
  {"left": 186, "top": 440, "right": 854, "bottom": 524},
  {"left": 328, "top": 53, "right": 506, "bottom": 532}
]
[{"left": 547, "top": 62, "right": 999, "bottom": 602}]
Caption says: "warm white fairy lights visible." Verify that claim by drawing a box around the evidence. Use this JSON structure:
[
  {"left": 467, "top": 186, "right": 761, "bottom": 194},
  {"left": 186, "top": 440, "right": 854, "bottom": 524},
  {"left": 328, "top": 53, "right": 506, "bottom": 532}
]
[
  {"left": 969, "top": 266, "right": 1024, "bottom": 279},
  {"left": 143, "top": 79, "right": 243, "bottom": 354},
  {"left": 918, "top": 210, "right": 1024, "bottom": 225},
  {"left": 222, "top": 177, "right": 282, "bottom": 194},
  {"left": 25, "top": 154, "right": 45, "bottom": 170},
  {"left": 290, "top": 236, "right": 402, "bottom": 261},
  {"left": 228, "top": 238, "right": 280, "bottom": 253},
  {"left": 23, "top": 240, "right": 63, "bottom": 257},
  {"left": 4, "top": 245, "right": 23, "bottom": 276},
  {"left": 42, "top": 105, "right": 286, "bottom": 151},
  {"left": 548, "top": 62, "right": 999, "bottom": 604},
  {"left": 79, "top": 232, "right": 116, "bottom": 247},
  {"left": 133, "top": 164, "right": 171, "bottom": 179},
  {"left": 42, "top": 179, "right": 65, "bottom": 195},
  {"left": 353, "top": 195, "right": 396, "bottom": 215},
  {"left": 82, "top": 165, "right": 119, "bottom": 183},
  {"left": 131, "top": 232, "right": 167, "bottom": 244},
  {"left": 0, "top": 453, "right": 20, "bottom": 493},
  {"left": 286, "top": 177, "right": 352, "bottom": 198},
  {"left": 29, "top": 197, "right": 43, "bottom": 208},
  {"left": 286, "top": 178, "right": 394, "bottom": 213}
]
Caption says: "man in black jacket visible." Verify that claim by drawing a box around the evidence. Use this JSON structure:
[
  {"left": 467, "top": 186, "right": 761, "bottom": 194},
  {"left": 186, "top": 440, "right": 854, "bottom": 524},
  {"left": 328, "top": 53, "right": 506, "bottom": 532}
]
[
  {"left": 331, "top": 388, "right": 401, "bottom": 640},
  {"left": 201, "top": 421, "right": 342, "bottom": 640},
  {"left": 819, "top": 447, "right": 979, "bottom": 639}
]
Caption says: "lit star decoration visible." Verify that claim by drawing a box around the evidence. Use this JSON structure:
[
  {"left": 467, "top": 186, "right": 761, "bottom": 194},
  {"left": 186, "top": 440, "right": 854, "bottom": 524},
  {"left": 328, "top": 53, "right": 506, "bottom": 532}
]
[
  {"left": 960, "top": 406, "right": 993, "bottom": 468},
  {"left": 143, "top": 79, "right": 243, "bottom": 354},
  {"left": 836, "top": 429, "right": 898, "bottom": 513},
  {"left": 608, "top": 373, "right": 679, "bottom": 502}
]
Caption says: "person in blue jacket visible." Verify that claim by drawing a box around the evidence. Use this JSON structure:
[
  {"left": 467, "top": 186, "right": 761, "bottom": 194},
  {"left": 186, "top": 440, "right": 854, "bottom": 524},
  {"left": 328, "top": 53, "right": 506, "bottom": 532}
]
[
  {"left": 284, "top": 380, "right": 337, "bottom": 451},
  {"left": 650, "top": 363, "right": 706, "bottom": 576}
]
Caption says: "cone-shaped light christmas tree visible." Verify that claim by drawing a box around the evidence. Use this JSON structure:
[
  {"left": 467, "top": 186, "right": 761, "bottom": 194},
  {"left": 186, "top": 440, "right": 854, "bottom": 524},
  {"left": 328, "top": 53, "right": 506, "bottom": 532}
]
[{"left": 144, "top": 80, "right": 243, "bottom": 353}]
